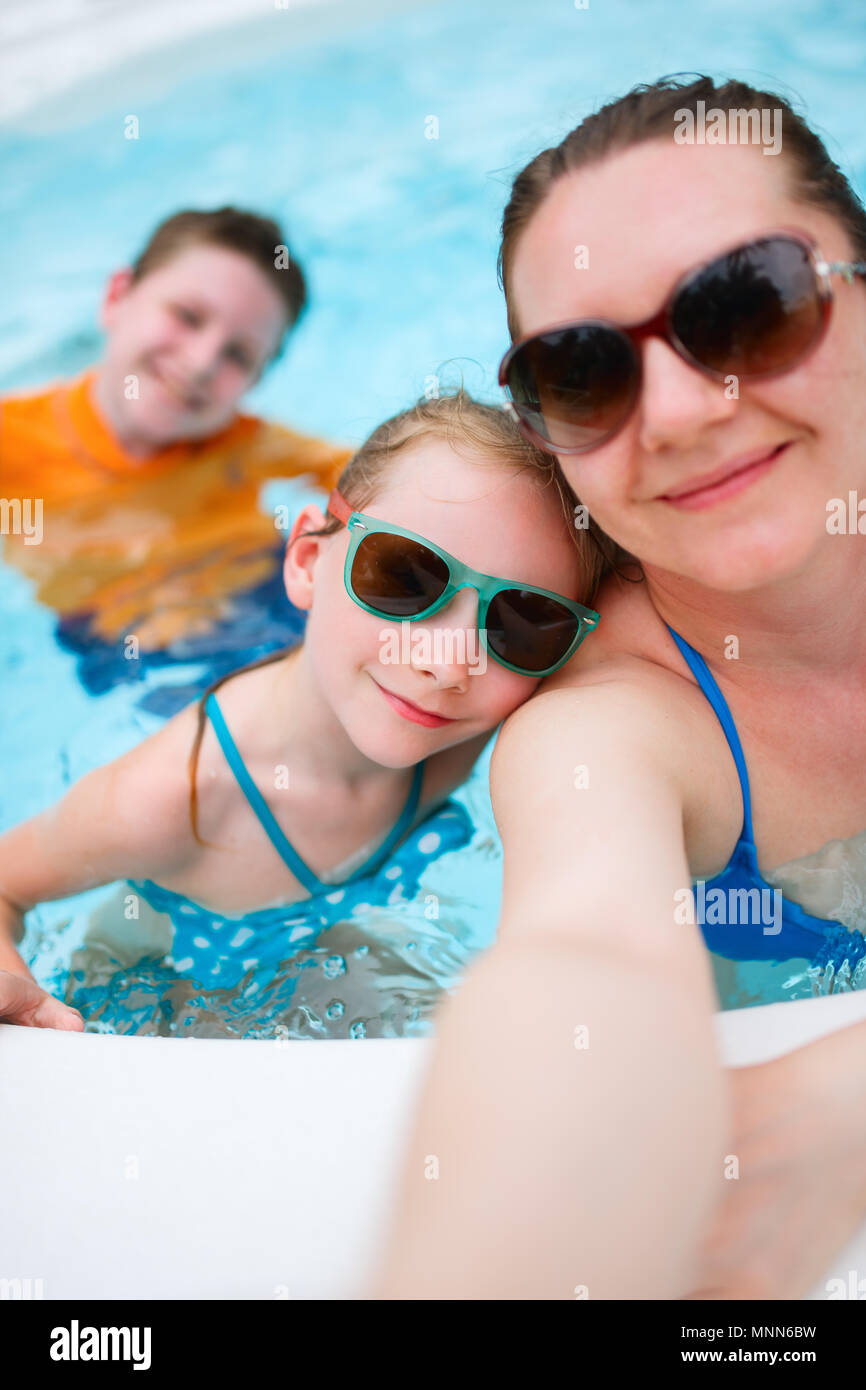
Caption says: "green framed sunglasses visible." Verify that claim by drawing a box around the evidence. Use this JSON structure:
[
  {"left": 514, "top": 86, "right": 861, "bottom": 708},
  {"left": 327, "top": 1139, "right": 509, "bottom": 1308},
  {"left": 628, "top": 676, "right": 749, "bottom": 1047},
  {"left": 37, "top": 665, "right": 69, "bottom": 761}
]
[{"left": 326, "top": 488, "right": 599, "bottom": 677}]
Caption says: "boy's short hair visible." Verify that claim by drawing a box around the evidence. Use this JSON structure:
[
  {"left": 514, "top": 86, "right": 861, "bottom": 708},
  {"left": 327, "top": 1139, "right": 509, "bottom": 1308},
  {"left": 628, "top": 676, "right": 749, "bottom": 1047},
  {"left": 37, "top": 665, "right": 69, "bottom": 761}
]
[{"left": 130, "top": 207, "right": 307, "bottom": 353}]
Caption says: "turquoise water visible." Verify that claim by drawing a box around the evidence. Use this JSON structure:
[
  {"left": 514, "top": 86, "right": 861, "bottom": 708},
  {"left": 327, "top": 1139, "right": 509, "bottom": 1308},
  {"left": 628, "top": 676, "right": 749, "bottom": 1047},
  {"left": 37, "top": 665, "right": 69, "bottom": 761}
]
[{"left": 1, "top": 0, "right": 865, "bottom": 1030}]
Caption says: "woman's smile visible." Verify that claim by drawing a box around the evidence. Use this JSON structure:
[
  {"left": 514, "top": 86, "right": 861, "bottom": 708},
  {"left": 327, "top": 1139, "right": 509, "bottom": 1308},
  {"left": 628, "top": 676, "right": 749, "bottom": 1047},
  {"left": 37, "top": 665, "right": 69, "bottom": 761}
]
[{"left": 658, "top": 440, "right": 793, "bottom": 510}]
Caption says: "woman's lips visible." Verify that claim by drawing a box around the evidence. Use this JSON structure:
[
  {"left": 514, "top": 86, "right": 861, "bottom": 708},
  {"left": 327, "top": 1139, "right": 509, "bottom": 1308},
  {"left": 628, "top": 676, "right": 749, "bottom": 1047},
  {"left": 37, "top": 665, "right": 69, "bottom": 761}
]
[
  {"left": 372, "top": 679, "right": 457, "bottom": 728},
  {"left": 661, "top": 443, "right": 789, "bottom": 511}
]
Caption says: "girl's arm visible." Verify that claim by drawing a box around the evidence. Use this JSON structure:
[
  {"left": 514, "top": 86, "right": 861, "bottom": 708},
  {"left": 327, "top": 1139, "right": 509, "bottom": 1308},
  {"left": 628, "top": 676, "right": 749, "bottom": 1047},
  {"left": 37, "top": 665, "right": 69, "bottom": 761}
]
[
  {"left": 0, "top": 711, "right": 199, "bottom": 959},
  {"left": 370, "top": 679, "right": 729, "bottom": 1299}
]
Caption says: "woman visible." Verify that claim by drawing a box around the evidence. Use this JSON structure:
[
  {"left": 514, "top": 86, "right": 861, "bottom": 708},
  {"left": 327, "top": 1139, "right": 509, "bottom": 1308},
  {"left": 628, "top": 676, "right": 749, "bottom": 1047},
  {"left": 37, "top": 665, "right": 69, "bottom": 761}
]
[{"left": 373, "top": 75, "right": 866, "bottom": 1299}]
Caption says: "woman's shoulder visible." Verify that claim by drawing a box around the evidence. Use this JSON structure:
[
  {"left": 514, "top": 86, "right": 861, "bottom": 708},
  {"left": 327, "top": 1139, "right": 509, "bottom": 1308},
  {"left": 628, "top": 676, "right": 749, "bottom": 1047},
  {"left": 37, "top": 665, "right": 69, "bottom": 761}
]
[
  {"left": 543, "top": 567, "right": 679, "bottom": 694},
  {"left": 491, "top": 568, "right": 742, "bottom": 835},
  {"left": 515, "top": 570, "right": 699, "bottom": 739}
]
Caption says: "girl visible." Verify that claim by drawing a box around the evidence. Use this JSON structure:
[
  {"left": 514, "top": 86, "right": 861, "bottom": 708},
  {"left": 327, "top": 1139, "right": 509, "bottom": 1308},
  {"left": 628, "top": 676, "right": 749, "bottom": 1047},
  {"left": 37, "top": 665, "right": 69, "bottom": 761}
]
[{"left": 0, "top": 390, "right": 601, "bottom": 1025}]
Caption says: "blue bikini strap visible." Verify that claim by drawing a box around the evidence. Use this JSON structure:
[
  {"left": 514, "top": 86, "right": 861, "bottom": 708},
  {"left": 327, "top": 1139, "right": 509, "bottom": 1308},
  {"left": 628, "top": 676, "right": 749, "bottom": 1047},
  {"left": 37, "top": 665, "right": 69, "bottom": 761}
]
[
  {"left": 204, "top": 692, "right": 424, "bottom": 893},
  {"left": 664, "top": 626, "right": 755, "bottom": 843}
]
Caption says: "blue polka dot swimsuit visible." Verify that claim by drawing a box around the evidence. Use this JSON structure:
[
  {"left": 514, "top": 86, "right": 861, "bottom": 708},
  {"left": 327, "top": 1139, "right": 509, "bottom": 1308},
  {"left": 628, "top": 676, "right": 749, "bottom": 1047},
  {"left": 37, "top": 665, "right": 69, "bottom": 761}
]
[{"left": 128, "top": 691, "right": 473, "bottom": 990}]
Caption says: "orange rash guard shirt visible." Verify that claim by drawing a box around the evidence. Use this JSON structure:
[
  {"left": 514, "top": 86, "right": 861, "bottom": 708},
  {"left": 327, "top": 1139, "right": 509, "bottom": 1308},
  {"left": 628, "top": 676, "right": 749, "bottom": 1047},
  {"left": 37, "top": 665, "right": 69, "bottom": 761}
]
[{"left": 0, "top": 369, "right": 352, "bottom": 650}]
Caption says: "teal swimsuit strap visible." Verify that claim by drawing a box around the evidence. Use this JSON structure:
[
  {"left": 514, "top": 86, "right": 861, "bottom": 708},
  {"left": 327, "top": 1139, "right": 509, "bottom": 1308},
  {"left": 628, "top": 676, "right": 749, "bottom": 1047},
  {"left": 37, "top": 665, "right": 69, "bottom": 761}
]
[
  {"left": 665, "top": 626, "right": 756, "bottom": 844},
  {"left": 204, "top": 692, "right": 425, "bottom": 894}
]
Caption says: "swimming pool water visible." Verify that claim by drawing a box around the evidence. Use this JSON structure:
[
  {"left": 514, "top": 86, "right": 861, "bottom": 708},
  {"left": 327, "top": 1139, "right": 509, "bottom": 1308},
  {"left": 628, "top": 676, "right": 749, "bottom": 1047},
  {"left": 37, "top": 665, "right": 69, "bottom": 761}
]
[{"left": 1, "top": 0, "right": 865, "bottom": 1031}]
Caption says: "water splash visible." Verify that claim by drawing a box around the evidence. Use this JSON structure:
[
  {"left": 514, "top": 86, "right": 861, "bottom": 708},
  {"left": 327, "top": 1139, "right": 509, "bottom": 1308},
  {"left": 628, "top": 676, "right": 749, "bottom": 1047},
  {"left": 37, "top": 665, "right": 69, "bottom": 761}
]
[{"left": 63, "top": 907, "right": 479, "bottom": 1040}]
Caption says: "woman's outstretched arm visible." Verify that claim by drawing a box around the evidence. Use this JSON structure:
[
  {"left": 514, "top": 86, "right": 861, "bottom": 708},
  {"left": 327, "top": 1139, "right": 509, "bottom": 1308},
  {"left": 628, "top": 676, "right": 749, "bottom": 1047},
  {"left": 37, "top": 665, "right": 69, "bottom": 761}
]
[{"left": 370, "top": 682, "right": 728, "bottom": 1299}]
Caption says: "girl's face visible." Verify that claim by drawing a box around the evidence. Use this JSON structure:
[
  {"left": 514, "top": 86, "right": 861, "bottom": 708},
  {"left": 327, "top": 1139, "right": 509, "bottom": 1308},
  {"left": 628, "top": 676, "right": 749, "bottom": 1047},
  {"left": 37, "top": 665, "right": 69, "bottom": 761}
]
[
  {"left": 98, "top": 244, "right": 288, "bottom": 447},
  {"left": 286, "top": 439, "right": 588, "bottom": 768},
  {"left": 508, "top": 139, "right": 866, "bottom": 592}
]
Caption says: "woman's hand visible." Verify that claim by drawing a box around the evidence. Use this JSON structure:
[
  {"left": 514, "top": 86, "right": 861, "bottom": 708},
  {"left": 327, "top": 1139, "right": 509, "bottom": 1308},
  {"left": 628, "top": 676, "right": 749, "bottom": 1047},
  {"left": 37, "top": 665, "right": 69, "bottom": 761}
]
[
  {"left": 687, "top": 1020, "right": 866, "bottom": 1299},
  {"left": 0, "top": 968, "right": 85, "bottom": 1030}
]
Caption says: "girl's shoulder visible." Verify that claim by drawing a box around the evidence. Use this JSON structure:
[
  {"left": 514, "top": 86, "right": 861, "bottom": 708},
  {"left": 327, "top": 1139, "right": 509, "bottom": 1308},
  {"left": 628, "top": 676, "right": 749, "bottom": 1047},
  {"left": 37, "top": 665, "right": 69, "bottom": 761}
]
[
  {"left": 89, "top": 699, "right": 212, "bottom": 871},
  {"left": 5, "top": 698, "right": 215, "bottom": 906}
]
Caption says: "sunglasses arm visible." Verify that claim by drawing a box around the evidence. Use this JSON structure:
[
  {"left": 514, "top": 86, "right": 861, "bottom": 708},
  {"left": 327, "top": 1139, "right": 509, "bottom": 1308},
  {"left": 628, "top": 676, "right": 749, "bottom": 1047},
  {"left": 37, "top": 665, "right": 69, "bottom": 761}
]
[
  {"left": 326, "top": 488, "right": 354, "bottom": 525},
  {"left": 821, "top": 259, "right": 866, "bottom": 286}
]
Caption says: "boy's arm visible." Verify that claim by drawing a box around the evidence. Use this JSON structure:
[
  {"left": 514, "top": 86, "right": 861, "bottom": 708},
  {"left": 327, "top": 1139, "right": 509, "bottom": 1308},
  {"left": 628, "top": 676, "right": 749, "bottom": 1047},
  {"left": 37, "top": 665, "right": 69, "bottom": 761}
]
[{"left": 242, "top": 420, "right": 353, "bottom": 491}]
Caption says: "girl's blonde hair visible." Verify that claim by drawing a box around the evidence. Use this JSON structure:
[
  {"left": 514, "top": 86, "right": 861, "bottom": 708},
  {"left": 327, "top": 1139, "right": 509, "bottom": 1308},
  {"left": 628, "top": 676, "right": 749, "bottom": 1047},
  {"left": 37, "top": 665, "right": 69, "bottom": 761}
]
[
  {"left": 298, "top": 386, "right": 605, "bottom": 581},
  {"left": 187, "top": 388, "right": 605, "bottom": 842}
]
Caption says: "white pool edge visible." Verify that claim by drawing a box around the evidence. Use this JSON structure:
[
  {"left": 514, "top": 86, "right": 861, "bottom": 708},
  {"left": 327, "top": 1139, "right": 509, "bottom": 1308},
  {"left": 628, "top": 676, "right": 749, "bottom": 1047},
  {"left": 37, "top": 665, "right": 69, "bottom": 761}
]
[{"left": 2, "top": 990, "right": 866, "bottom": 1299}]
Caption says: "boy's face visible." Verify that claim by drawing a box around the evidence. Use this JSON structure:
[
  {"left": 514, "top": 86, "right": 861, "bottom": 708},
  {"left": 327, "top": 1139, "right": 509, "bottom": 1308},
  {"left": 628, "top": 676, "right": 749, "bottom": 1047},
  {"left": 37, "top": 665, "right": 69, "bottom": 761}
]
[{"left": 97, "top": 244, "right": 289, "bottom": 448}]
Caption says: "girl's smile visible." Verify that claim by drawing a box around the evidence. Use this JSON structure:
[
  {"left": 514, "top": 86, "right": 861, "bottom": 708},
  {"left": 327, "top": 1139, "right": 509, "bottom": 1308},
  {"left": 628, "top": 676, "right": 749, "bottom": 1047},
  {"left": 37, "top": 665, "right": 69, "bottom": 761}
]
[{"left": 369, "top": 675, "right": 459, "bottom": 728}]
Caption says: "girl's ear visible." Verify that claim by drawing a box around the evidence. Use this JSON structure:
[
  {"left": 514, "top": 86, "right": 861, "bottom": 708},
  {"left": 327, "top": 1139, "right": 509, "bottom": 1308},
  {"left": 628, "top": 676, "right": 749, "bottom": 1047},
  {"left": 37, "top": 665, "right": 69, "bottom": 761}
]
[
  {"left": 99, "top": 268, "right": 135, "bottom": 330},
  {"left": 282, "top": 504, "right": 332, "bottom": 611}
]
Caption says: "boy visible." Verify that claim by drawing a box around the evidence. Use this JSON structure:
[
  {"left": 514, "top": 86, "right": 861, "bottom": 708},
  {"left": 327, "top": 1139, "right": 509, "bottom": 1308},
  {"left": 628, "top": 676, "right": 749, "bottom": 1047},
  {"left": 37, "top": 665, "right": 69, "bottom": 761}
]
[{"left": 0, "top": 207, "right": 351, "bottom": 712}]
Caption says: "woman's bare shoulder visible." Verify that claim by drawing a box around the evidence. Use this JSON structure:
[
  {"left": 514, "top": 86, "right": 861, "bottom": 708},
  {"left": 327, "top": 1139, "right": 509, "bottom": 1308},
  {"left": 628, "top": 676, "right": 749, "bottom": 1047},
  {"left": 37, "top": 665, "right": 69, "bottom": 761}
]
[
  {"left": 490, "top": 570, "right": 743, "bottom": 874},
  {"left": 543, "top": 568, "right": 678, "bottom": 692},
  {"left": 502, "top": 573, "right": 692, "bottom": 730}
]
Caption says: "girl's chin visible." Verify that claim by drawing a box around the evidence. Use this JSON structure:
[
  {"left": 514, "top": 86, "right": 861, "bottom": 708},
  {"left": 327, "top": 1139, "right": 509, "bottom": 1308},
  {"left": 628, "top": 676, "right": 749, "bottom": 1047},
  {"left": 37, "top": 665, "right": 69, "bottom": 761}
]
[{"left": 346, "top": 722, "right": 448, "bottom": 770}]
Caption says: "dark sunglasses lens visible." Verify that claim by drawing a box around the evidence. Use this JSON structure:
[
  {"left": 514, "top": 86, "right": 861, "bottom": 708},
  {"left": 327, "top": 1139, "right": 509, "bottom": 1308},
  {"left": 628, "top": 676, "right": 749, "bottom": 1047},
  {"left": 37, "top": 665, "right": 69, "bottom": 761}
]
[
  {"left": 672, "top": 236, "right": 823, "bottom": 376},
  {"left": 350, "top": 531, "right": 449, "bottom": 617},
  {"left": 505, "top": 325, "right": 639, "bottom": 451},
  {"left": 486, "top": 589, "right": 580, "bottom": 674}
]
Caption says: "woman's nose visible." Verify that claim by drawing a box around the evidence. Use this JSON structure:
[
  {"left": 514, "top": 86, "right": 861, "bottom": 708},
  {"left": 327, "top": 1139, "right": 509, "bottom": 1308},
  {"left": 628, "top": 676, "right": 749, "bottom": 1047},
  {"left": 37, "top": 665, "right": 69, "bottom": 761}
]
[{"left": 637, "top": 335, "right": 738, "bottom": 451}]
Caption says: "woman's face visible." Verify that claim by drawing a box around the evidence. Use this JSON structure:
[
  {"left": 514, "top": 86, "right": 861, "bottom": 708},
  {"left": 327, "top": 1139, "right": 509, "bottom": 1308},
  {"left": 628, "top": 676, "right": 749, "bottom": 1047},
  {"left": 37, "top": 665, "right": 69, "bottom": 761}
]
[{"left": 508, "top": 138, "right": 866, "bottom": 592}]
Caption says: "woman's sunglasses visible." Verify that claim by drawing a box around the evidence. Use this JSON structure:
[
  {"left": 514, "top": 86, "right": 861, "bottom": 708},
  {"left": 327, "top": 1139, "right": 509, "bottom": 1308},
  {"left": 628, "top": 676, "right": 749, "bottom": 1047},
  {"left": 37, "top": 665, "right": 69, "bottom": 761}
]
[
  {"left": 498, "top": 229, "right": 866, "bottom": 454},
  {"left": 326, "top": 489, "right": 599, "bottom": 677}
]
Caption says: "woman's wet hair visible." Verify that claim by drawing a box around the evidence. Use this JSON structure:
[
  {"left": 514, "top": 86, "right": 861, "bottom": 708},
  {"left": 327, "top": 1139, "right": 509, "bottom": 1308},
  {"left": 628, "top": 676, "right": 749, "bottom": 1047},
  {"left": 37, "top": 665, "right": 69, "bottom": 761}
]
[
  {"left": 498, "top": 72, "right": 866, "bottom": 341},
  {"left": 130, "top": 206, "right": 307, "bottom": 346},
  {"left": 186, "top": 388, "right": 602, "bottom": 844}
]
